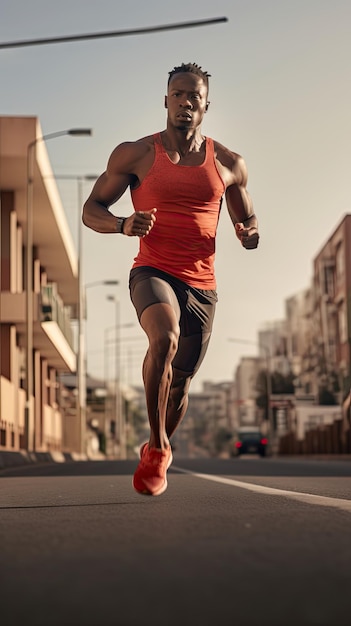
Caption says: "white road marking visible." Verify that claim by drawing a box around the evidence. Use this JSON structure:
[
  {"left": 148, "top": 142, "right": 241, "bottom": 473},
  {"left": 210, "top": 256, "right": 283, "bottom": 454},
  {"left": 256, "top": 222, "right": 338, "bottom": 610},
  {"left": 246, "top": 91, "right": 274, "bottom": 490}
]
[{"left": 172, "top": 466, "right": 351, "bottom": 513}]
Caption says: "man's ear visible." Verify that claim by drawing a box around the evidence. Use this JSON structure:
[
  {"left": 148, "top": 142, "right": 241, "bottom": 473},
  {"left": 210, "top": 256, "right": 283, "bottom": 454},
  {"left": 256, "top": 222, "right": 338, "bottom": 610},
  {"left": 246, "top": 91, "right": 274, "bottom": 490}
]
[{"left": 164, "top": 95, "right": 168, "bottom": 109}]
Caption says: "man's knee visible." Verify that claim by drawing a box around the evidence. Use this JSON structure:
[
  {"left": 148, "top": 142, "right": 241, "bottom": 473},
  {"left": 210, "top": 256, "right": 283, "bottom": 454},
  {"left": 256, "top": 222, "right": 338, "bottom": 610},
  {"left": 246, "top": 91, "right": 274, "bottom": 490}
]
[
  {"left": 150, "top": 329, "right": 180, "bottom": 363},
  {"left": 141, "top": 303, "right": 180, "bottom": 358}
]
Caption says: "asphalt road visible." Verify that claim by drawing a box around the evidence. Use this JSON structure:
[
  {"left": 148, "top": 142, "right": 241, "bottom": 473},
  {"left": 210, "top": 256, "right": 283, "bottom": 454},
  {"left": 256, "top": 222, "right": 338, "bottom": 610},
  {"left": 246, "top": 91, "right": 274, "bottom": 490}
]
[{"left": 1, "top": 454, "right": 351, "bottom": 626}]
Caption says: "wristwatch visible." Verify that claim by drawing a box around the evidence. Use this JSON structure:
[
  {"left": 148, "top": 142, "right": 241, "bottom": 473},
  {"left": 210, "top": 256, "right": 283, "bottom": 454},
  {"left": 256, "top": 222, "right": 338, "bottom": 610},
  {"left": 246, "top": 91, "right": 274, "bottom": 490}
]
[{"left": 115, "top": 217, "right": 126, "bottom": 234}]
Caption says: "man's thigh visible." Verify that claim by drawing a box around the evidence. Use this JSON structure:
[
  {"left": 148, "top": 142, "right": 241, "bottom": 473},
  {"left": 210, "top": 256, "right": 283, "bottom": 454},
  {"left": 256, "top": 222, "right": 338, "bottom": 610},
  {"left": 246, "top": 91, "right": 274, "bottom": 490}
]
[
  {"left": 129, "top": 268, "right": 181, "bottom": 321},
  {"left": 129, "top": 267, "right": 216, "bottom": 374}
]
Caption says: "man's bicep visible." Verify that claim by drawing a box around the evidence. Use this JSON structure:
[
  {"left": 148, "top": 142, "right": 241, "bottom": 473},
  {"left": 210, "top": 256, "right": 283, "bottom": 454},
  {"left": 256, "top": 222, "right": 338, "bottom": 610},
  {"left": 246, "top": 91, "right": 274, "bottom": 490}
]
[
  {"left": 90, "top": 141, "right": 139, "bottom": 207},
  {"left": 91, "top": 170, "right": 132, "bottom": 207}
]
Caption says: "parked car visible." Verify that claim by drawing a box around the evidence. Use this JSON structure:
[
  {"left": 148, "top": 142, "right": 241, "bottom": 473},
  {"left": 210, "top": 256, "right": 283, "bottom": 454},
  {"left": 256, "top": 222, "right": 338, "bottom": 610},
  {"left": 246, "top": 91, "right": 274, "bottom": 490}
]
[{"left": 229, "top": 426, "right": 268, "bottom": 458}]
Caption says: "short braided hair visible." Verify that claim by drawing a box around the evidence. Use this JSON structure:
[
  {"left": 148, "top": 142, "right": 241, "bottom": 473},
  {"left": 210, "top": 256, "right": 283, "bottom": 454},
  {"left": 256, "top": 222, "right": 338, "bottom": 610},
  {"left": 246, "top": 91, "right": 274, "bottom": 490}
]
[{"left": 168, "top": 63, "right": 211, "bottom": 91}]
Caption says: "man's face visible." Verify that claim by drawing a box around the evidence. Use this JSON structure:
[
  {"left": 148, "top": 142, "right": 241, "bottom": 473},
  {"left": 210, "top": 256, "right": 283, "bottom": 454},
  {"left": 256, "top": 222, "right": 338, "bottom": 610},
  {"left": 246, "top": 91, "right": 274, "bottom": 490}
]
[{"left": 165, "top": 73, "right": 209, "bottom": 131}]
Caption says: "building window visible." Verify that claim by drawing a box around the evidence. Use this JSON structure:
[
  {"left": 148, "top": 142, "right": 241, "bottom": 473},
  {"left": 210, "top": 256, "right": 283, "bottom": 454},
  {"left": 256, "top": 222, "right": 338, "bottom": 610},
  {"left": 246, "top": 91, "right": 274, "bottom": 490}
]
[
  {"left": 323, "top": 262, "right": 335, "bottom": 298},
  {"left": 335, "top": 243, "right": 344, "bottom": 282}
]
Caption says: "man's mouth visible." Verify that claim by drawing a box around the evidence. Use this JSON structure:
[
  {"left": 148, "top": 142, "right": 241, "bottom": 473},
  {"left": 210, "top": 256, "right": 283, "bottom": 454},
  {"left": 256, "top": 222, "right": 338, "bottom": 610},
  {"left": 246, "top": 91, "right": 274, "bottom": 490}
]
[{"left": 177, "top": 112, "right": 192, "bottom": 121}]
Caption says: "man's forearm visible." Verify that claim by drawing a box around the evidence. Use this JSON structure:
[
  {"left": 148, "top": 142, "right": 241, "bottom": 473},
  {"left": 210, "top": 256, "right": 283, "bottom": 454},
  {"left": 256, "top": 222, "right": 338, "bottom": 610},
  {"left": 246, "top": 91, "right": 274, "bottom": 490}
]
[{"left": 82, "top": 200, "right": 120, "bottom": 233}]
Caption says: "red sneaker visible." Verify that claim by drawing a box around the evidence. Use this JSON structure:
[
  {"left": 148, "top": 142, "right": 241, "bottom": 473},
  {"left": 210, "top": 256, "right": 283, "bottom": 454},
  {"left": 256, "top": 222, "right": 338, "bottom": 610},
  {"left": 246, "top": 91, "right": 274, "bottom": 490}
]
[{"left": 133, "top": 445, "right": 173, "bottom": 496}]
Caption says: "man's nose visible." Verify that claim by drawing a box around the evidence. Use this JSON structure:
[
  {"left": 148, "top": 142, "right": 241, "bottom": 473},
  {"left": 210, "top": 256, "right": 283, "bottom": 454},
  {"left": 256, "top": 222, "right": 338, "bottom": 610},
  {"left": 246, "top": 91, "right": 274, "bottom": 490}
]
[{"left": 180, "top": 97, "right": 192, "bottom": 108}]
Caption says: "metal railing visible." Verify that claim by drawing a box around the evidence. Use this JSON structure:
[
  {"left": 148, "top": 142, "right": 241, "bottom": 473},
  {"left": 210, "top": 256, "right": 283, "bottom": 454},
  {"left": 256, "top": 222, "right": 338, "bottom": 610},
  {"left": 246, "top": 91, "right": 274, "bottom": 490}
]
[{"left": 40, "top": 284, "right": 75, "bottom": 350}]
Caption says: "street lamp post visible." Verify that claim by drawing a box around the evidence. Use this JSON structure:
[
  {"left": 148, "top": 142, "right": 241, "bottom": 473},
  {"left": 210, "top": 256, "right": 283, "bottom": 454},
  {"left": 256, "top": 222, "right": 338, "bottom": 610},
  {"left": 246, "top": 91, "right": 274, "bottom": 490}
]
[
  {"left": 25, "top": 128, "right": 92, "bottom": 451},
  {"left": 103, "top": 326, "right": 114, "bottom": 452},
  {"left": 53, "top": 174, "right": 98, "bottom": 455},
  {"left": 106, "top": 293, "right": 126, "bottom": 459},
  {"left": 84, "top": 280, "right": 119, "bottom": 454},
  {"left": 104, "top": 321, "right": 134, "bottom": 456},
  {"left": 228, "top": 337, "right": 275, "bottom": 453}
]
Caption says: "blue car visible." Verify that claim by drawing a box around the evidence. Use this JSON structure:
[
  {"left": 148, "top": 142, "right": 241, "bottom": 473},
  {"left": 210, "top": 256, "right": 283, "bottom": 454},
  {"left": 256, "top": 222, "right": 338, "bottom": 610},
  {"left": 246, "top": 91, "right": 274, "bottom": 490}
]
[{"left": 230, "top": 426, "right": 268, "bottom": 458}]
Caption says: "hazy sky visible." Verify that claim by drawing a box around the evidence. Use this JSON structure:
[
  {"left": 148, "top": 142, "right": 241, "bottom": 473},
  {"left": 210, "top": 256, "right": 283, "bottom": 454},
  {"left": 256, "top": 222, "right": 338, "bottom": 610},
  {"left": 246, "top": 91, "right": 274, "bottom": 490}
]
[{"left": 1, "top": 0, "right": 350, "bottom": 391}]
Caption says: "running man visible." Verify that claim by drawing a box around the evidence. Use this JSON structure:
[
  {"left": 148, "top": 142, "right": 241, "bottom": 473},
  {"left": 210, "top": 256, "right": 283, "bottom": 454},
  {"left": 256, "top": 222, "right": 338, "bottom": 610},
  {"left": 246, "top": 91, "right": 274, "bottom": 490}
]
[{"left": 82, "top": 62, "right": 259, "bottom": 496}]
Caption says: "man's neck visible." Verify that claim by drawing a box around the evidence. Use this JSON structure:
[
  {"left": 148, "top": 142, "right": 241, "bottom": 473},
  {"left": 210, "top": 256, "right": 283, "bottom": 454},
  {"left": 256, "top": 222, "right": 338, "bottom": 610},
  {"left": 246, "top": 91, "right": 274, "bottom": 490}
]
[{"left": 162, "top": 128, "right": 205, "bottom": 155}]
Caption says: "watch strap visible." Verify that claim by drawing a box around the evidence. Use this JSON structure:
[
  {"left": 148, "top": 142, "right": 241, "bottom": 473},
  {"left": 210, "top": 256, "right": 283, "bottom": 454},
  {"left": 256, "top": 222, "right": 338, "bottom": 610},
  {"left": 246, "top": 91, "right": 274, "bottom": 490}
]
[{"left": 116, "top": 217, "right": 126, "bottom": 234}]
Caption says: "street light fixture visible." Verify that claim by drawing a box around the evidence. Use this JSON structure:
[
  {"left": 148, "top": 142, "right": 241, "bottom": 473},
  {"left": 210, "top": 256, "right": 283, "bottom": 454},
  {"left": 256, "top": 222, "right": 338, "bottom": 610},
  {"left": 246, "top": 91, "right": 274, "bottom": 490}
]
[
  {"left": 228, "top": 337, "right": 274, "bottom": 453},
  {"left": 25, "top": 128, "right": 92, "bottom": 451},
  {"left": 85, "top": 280, "right": 119, "bottom": 290}
]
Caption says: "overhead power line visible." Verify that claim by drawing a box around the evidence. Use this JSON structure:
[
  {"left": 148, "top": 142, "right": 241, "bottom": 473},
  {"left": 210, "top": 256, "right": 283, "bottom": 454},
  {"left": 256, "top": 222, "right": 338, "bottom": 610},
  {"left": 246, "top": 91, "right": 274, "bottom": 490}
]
[{"left": 0, "top": 17, "right": 228, "bottom": 50}]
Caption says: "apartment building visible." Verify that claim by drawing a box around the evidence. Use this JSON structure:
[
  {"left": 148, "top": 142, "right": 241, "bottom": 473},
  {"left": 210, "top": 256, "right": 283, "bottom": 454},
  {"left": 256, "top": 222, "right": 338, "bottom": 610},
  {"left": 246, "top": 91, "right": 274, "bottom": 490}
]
[
  {"left": 312, "top": 213, "right": 351, "bottom": 401},
  {"left": 234, "top": 356, "right": 260, "bottom": 426},
  {"left": 258, "top": 320, "right": 290, "bottom": 375},
  {"left": 256, "top": 216, "right": 351, "bottom": 404},
  {"left": 229, "top": 215, "right": 351, "bottom": 453},
  {"left": 285, "top": 288, "right": 315, "bottom": 395},
  {"left": 0, "top": 116, "right": 79, "bottom": 453}
]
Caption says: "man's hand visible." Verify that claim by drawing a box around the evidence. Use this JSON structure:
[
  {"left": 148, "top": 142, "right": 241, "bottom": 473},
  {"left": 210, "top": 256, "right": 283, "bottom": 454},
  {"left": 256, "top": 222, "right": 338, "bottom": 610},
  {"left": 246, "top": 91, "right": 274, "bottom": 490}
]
[
  {"left": 235, "top": 222, "right": 259, "bottom": 249},
  {"left": 123, "top": 208, "right": 157, "bottom": 237}
]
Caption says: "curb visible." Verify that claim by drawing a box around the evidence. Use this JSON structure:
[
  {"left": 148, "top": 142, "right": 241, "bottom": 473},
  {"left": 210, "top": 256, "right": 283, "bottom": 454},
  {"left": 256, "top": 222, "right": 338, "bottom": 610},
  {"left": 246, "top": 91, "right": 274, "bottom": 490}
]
[{"left": 0, "top": 450, "right": 105, "bottom": 472}]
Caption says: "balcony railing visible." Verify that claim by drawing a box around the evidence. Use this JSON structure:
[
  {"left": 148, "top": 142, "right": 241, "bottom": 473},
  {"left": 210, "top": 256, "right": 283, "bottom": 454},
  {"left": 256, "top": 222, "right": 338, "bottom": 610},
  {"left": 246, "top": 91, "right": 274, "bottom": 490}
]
[{"left": 40, "top": 284, "right": 75, "bottom": 351}]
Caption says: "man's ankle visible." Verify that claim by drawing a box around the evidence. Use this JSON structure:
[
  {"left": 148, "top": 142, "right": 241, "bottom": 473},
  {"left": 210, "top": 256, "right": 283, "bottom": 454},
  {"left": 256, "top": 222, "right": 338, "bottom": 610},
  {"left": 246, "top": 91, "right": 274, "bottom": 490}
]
[{"left": 149, "top": 437, "right": 170, "bottom": 450}]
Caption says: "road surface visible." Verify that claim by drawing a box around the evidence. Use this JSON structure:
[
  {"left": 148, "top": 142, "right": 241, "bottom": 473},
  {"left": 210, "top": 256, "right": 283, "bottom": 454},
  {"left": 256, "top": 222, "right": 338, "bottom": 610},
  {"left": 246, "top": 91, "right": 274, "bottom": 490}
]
[{"left": 1, "top": 455, "right": 351, "bottom": 626}]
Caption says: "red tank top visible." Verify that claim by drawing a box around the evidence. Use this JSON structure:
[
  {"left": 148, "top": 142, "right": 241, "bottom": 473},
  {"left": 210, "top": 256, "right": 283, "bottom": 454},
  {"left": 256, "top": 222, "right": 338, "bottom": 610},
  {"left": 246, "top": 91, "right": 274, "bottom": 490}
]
[{"left": 131, "top": 132, "right": 225, "bottom": 288}]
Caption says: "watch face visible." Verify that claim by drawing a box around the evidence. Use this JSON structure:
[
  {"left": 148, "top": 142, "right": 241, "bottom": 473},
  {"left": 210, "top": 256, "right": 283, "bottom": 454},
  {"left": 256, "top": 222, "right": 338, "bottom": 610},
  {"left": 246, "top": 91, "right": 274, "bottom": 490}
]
[{"left": 116, "top": 218, "right": 124, "bottom": 233}]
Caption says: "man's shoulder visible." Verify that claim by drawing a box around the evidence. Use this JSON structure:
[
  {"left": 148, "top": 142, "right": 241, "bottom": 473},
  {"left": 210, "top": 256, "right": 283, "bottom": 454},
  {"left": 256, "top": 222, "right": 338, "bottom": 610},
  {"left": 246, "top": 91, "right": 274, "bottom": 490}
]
[
  {"left": 212, "top": 139, "right": 243, "bottom": 170},
  {"left": 108, "top": 134, "right": 157, "bottom": 169},
  {"left": 212, "top": 138, "right": 240, "bottom": 158},
  {"left": 114, "top": 134, "right": 155, "bottom": 155}
]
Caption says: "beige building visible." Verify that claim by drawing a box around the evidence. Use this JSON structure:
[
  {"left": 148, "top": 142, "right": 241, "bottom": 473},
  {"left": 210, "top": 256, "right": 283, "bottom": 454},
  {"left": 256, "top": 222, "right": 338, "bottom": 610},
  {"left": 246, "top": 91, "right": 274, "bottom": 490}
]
[
  {"left": 312, "top": 213, "right": 351, "bottom": 401},
  {"left": 0, "top": 116, "right": 80, "bottom": 453},
  {"left": 234, "top": 356, "right": 260, "bottom": 426},
  {"left": 258, "top": 320, "right": 290, "bottom": 376},
  {"left": 285, "top": 288, "right": 315, "bottom": 395}
]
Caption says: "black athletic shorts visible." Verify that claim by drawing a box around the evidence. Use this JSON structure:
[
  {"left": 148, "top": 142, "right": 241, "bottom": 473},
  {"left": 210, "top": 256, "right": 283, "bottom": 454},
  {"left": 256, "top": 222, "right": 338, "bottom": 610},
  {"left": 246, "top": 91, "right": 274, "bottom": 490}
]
[{"left": 129, "top": 266, "right": 218, "bottom": 376}]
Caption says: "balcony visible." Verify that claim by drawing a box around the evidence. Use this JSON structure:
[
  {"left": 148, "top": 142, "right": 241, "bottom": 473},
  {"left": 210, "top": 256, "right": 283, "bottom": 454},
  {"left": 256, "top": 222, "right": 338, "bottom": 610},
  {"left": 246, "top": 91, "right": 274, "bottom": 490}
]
[
  {"left": 0, "top": 285, "right": 76, "bottom": 372},
  {"left": 38, "top": 284, "right": 76, "bottom": 371}
]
